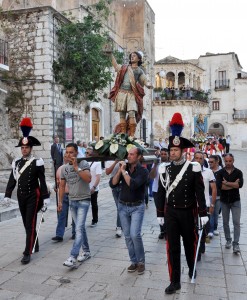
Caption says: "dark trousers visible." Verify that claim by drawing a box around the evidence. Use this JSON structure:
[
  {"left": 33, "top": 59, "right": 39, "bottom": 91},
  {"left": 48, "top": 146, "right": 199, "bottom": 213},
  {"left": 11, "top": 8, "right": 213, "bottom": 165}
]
[
  {"left": 226, "top": 143, "right": 230, "bottom": 153},
  {"left": 166, "top": 205, "right": 198, "bottom": 283},
  {"left": 91, "top": 191, "right": 98, "bottom": 223},
  {"left": 18, "top": 189, "right": 43, "bottom": 255},
  {"left": 200, "top": 211, "right": 210, "bottom": 253}
]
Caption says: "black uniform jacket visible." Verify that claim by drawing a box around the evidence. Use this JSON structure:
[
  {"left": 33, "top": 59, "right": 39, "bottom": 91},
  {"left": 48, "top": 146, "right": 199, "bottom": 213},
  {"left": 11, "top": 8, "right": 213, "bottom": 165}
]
[
  {"left": 5, "top": 157, "right": 49, "bottom": 200},
  {"left": 156, "top": 161, "right": 207, "bottom": 217}
]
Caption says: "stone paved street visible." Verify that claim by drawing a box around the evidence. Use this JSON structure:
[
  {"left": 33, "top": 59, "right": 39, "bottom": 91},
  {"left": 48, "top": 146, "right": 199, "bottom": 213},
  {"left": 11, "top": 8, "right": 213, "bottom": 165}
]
[{"left": 0, "top": 150, "right": 246, "bottom": 299}]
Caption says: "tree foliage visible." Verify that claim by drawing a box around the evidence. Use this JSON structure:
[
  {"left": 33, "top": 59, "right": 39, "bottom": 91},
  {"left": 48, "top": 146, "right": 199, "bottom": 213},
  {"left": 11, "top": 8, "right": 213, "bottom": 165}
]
[{"left": 53, "top": 0, "right": 122, "bottom": 102}]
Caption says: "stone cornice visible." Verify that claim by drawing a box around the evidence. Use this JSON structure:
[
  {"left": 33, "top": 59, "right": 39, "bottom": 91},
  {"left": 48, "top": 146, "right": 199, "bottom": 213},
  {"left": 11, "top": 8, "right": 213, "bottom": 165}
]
[{"left": 0, "top": 5, "right": 69, "bottom": 24}]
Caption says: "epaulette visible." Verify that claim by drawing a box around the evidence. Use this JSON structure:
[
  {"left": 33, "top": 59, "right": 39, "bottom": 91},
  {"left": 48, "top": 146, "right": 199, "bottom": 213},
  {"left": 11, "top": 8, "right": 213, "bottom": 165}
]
[
  {"left": 36, "top": 157, "right": 44, "bottom": 166},
  {"left": 190, "top": 161, "right": 201, "bottom": 172},
  {"left": 158, "top": 162, "right": 171, "bottom": 174},
  {"left": 12, "top": 157, "right": 21, "bottom": 168}
]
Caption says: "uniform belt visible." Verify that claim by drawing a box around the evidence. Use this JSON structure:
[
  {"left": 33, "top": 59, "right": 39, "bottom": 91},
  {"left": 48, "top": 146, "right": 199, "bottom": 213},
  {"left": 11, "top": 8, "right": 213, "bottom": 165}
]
[
  {"left": 65, "top": 193, "right": 69, "bottom": 195},
  {"left": 119, "top": 200, "right": 143, "bottom": 207}
]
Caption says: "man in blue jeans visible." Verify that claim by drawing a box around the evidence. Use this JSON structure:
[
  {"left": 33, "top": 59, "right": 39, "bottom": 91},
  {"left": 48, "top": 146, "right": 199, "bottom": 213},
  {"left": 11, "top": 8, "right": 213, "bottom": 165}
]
[
  {"left": 217, "top": 153, "right": 243, "bottom": 253},
  {"left": 58, "top": 143, "right": 92, "bottom": 267},
  {"left": 52, "top": 154, "right": 75, "bottom": 242},
  {"left": 110, "top": 147, "right": 149, "bottom": 275}
]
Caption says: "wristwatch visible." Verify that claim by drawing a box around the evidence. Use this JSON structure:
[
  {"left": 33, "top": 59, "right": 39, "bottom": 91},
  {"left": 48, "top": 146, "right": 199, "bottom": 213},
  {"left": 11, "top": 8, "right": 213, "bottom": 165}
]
[
  {"left": 123, "top": 171, "right": 128, "bottom": 176},
  {"left": 210, "top": 203, "right": 215, "bottom": 208},
  {"left": 77, "top": 168, "right": 82, "bottom": 173}
]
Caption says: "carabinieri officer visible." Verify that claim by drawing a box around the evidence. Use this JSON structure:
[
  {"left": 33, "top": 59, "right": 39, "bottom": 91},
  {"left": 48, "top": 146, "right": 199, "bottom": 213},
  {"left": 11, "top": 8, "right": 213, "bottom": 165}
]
[
  {"left": 4, "top": 117, "right": 50, "bottom": 264},
  {"left": 156, "top": 113, "right": 208, "bottom": 294}
]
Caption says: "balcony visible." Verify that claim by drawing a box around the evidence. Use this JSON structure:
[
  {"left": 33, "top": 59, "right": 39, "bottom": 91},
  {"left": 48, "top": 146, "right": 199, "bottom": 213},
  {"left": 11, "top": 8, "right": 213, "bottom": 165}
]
[
  {"left": 215, "top": 79, "right": 230, "bottom": 91},
  {"left": 0, "top": 39, "right": 9, "bottom": 71},
  {"left": 233, "top": 109, "right": 247, "bottom": 120},
  {"left": 153, "top": 87, "right": 209, "bottom": 103}
]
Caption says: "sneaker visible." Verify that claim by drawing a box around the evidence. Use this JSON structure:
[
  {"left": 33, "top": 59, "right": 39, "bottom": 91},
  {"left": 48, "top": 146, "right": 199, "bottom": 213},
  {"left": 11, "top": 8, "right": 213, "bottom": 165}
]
[
  {"left": 208, "top": 232, "right": 214, "bottom": 239},
  {"left": 127, "top": 264, "right": 137, "bottom": 273},
  {"left": 137, "top": 263, "right": 145, "bottom": 275},
  {"left": 77, "top": 251, "right": 91, "bottom": 262},
  {"left": 225, "top": 240, "right": 232, "bottom": 249},
  {"left": 63, "top": 256, "right": 76, "bottom": 267},
  {"left": 165, "top": 282, "right": 181, "bottom": 294},
  {"left": 116, "top": 227, "right": 122, "bottom": 238},
  {"left": 213, "top": 230, "right": 219, "bottom": 236},
  {"left": 233, "top": 244, "right": 240, "bottom": 254},
  {"left": 90, "top": 221, "right": 97, "bottom": 227}
]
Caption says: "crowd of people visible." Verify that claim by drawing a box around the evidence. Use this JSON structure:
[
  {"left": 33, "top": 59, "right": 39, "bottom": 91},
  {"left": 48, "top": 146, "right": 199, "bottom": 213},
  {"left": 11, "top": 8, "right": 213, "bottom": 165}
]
[{"left": 3, "top": 115, "right": 243, "bottom": 295}]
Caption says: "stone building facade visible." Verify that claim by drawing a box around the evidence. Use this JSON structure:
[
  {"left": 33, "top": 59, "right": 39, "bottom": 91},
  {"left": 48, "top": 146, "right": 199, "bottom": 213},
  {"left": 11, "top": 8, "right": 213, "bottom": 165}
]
[
  {"left": 0, "top": 0, "right": 155, "bottom": 168},
  {"left": 153, "top": 52, "right": 247, "bottom": 150}
]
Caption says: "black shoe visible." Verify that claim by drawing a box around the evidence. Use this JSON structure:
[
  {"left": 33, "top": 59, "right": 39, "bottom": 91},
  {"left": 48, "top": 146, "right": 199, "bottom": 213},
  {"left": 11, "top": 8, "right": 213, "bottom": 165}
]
[
  {"left": 21, "top": 254, "right": 30, "bottom": 264},
  {"left": 71, "top": 234, "right": 75, "bottom": 240},
  {"left": 165, "top": 282, "right": 181, "bottom": 294},
  {"left": 188, "top": 269, "right": 197, "bottom": 279},
  {"left": 200, "top": 243, "right": 205, "bottom": 254},
  {"left": 51, "top": 236, "right": 63, "bottom": 242},
  {"left": 158, "top": 232, "right": 165, "bottom": 239},
  {"left": 197, "top": 252, "right": 201, "bottom": 262}
]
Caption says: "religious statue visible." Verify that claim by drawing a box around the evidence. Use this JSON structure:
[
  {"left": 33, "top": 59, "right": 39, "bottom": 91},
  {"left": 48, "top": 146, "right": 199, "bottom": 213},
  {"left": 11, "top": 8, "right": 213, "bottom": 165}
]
[{"left": 108, "top": 52, "right": 153, "bottom": 137}]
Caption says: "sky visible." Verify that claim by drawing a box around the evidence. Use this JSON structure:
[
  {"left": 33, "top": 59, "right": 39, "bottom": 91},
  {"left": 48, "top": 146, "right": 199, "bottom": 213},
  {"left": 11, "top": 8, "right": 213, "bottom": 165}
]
[{"left": 147, "top": 0, "right": 247, "bottom": 70}]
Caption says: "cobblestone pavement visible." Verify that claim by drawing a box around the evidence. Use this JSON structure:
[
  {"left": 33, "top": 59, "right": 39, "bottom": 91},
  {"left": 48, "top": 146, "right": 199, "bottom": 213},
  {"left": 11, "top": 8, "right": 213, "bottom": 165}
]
[{"left": 0, "top": 150, "right": 246, "bottom": 299}]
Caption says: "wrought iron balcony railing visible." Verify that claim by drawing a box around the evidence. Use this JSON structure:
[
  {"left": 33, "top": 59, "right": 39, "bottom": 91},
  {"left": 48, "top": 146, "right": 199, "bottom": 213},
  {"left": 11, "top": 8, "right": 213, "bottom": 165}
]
[
  {"left": 233, "top": 109, "right": 247, "bottom": 120},
  {"left": 215, "top": 79, "right": 230, "bottom": 90},
  {"left": 153, "top": 87, "right": 209, "bottom": 103}
]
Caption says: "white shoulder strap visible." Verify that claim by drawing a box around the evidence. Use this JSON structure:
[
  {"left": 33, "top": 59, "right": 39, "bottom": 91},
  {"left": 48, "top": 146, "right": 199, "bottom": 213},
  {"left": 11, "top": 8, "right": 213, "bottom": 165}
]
[
  {"left": 166, "top": 160, "right": 190, "bottom": 199},
  {"left": 16, "top": 157, "right": 35, "bottom": 183}
]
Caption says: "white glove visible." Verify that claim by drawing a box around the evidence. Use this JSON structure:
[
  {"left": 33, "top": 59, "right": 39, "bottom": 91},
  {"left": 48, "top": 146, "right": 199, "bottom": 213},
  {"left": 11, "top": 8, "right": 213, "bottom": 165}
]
[
  {"left": 157, "top": 217, "right": 164, "bottom": 226},
  {"left": 41, "top": 199, "right": 50, "bottom": 212},
  {"left": 200, "top": 216, "right": 209, "bottom": 226},
  {"left": 43, "top": 198, "right": 50, "bottom": 206},
  {"left": 2, "top": 197, "right": 11, "bottom": 207}
]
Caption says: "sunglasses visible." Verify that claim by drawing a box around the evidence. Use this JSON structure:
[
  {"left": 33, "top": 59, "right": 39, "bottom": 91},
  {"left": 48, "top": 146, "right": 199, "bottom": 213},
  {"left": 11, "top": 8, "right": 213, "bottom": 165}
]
[
  {"left": 208, "top": 161, "right": 215, "bottom": 163},
  {"left": 86, "top": 152, "right": 90, "bottom": 154}
]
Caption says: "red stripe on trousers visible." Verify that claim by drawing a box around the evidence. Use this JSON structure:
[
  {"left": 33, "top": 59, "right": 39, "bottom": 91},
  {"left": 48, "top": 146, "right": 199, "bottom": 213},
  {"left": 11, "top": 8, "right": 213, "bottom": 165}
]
[{"left": 166, "top": 239, "right": 172, "bottom": 281}]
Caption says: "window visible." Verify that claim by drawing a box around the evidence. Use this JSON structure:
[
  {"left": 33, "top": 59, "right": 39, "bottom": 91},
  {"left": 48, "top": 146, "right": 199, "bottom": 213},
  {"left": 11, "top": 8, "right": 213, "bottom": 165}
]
[
  {"left": 212, "top": 101, "right": 220, "bottom": 110},
  {"left": 218, "top": 71, "right": 227, "bottom": 87}
]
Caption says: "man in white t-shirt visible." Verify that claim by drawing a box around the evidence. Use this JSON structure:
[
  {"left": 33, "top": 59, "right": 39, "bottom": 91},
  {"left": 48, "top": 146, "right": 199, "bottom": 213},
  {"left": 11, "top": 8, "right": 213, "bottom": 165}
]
[
  {"left": 86, "top": 147, "right": 102, "bottom": 227},
  {"left": 193, "top": 151, "right": 217, "bottom": 259}
]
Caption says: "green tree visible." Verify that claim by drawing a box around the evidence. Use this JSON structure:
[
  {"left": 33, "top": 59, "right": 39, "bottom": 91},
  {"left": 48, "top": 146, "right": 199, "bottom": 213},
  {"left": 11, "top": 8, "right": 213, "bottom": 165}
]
[{"left": 53, "top": 0, "right": 122, "bottom": 102}]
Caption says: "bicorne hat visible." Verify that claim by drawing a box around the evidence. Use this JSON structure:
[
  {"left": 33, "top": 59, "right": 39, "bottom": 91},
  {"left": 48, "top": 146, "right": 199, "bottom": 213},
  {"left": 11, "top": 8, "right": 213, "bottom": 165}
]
[
  {"left": 168, "top": 113, "right": 194, "bottom": 149},
  {"left": 16, "top": 117, "right": 41, "bottom": 147}
]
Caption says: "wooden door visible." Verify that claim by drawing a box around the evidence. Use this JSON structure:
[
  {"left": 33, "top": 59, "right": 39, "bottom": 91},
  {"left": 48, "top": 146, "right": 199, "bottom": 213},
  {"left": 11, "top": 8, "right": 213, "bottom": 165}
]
[{"left": 92, "top": 108, "right": 100, "bottom": 140}]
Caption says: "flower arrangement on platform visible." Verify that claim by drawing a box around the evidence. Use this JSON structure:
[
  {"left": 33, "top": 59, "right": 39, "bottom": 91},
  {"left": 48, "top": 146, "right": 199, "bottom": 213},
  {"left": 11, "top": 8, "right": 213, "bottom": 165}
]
[{"left": 92, "top": 133, "right": 148, "bottom": 160}]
